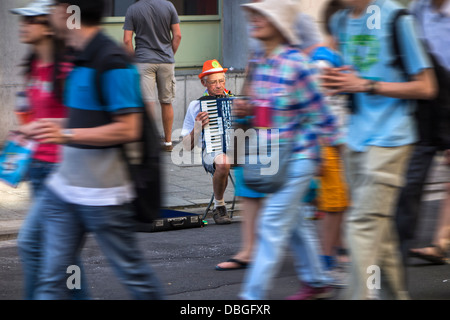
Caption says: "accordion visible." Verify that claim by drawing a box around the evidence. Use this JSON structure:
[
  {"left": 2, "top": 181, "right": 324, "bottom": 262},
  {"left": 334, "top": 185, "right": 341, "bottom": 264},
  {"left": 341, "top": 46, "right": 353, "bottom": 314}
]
[{"left": 200, "top": 97, "right": 235, "bottom": 154}]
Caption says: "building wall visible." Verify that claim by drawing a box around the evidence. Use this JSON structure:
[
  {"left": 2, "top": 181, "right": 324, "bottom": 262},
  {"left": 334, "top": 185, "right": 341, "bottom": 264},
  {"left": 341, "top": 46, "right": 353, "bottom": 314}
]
[
  {"left": 222, "top": 0, "right": 250, "bottom": 70},
  {"left": 0, "top": 0, "right": 414, "bottom": 144},
  {"left": 0, "top": 0, "right": 29, "bottom": 143}
]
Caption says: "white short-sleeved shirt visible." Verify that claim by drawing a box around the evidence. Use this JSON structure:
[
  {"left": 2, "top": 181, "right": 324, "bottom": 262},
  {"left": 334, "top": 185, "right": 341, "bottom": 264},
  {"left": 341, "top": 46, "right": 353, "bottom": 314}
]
[{"left": 181, "top": 100, "right": 201, "bottom": 140}]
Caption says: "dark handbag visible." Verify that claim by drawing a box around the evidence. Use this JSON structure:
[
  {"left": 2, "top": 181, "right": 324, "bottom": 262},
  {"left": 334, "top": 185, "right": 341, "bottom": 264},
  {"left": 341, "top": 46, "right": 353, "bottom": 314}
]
[
  {"left": 92, "top": 40, "right": 161, "bottom": 224},
  {"left": 242, "top": 129, "right": 292, "bottom": 194},
  {"left": 121, "top": 107, "right": 162, "bottom": 224}
]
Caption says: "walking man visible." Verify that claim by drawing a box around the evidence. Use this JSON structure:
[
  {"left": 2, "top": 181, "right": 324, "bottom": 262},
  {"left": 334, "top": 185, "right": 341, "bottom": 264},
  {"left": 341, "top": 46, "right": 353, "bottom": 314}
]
[
  {"left": 395, "top": 0, "right": 450, "bottom": 267},
  {"left": 323, "top": 0, "right": 437, "bottom": 299},
  {"left": 30, "top": 0, "right": 164, "bottom": 299}
]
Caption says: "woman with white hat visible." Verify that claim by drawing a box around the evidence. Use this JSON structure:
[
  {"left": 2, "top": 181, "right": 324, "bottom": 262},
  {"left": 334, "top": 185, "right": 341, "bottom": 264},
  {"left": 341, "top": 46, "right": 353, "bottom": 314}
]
[{"left": 235, "top": 0, "right": 343, "bottom": 300}]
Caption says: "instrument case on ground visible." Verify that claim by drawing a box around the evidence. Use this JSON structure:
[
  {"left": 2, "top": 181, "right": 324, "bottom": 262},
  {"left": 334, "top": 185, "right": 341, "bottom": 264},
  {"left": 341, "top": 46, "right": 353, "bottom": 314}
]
[{"left": 136, "top": 209, "right": 204, "bottom": 232}]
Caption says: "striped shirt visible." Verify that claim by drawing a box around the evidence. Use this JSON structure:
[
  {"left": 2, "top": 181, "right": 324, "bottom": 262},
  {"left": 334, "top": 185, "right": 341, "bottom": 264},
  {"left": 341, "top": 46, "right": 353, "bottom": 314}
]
[
  {"left": 46, "top": 32, "right": 142, "bottom": 206},
  {"left": 248, "top": 44, "right": 342, "bottom": 161}
]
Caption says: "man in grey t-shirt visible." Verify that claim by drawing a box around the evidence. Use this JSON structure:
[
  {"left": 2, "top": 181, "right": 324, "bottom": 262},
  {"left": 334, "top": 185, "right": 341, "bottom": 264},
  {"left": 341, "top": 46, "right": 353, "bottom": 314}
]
[{"left": 123, "top": 0, "right": 182, "bottom": 152}]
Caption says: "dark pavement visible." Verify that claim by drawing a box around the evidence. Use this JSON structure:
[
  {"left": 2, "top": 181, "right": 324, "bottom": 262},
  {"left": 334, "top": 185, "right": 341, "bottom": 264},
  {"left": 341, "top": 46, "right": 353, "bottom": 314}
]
[{"left": 0, "top": 200, "right": 449, "bottom": 301}]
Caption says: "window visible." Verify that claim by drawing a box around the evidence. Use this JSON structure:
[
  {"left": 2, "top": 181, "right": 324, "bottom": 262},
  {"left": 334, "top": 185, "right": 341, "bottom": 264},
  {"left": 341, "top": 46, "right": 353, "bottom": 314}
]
[
  {"left": 104, "top": 0, "right": 137, "bottom": 17},
  {"left": 170, "top": 0, "right": 218, "bottom": 15},
  {"left": 104, "top": 0, "right": 218, "bottom": 17}
]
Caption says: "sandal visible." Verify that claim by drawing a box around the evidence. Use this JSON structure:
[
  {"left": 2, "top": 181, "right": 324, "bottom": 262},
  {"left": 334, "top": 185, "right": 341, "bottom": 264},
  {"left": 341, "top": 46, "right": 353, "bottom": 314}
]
[
  {"left": 409, "top": 244, "right": 448, "bottom": 265},
  {"left": 215, "top": 258, "right": 249, "bottom": 271}
]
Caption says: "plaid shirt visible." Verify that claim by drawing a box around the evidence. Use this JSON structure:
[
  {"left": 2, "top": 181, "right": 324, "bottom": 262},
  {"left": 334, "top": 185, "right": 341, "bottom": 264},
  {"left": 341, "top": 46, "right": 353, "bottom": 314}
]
[{"left": 248, "top": 44, "right": 343, "bottom": 161}]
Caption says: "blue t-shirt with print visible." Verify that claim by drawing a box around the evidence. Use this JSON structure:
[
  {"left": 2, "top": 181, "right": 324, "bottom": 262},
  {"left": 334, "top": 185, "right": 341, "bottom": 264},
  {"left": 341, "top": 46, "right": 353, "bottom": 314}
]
[{"left": 330, "top": 0, "right": 432, "bottom": 152}]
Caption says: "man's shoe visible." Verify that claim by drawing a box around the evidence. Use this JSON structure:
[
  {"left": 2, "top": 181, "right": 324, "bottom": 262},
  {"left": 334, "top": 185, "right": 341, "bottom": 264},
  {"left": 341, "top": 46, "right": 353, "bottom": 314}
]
[
  {"left": 212, "top": 206, "right": 231, "bottom": 225},
  {"left": 286, "top": 283, "right": 333, "bottom": 300}
]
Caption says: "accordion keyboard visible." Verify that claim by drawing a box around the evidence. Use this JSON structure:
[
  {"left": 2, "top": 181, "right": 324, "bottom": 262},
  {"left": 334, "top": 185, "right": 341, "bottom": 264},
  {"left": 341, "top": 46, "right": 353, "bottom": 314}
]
[{"left": 201, "top": 99, "right": 224, "bottom": 154}]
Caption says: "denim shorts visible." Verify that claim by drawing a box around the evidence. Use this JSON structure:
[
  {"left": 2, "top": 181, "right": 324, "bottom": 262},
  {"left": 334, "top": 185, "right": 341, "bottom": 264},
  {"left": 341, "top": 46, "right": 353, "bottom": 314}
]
[
  {"left": 202, "top": 148, "right": 222, "bottom": 175},
  {"left": 234, "top": 166, "right": 265, "bottom": 198}
]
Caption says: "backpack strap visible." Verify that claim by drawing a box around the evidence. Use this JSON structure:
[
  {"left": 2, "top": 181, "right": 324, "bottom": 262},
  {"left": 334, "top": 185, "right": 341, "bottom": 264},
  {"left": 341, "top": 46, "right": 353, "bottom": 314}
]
[
  {"left": 390, "top": 8, "right": 410, "bottom": 78},
  {"left": 333, "top": 8, "right": 351, "bottom": 53}
]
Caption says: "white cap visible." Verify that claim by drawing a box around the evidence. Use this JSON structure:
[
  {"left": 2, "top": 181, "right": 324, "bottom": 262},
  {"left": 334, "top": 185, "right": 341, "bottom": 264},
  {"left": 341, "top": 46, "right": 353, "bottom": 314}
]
[{"left": 10, "top": 0, "right": 54, "bottom": 16}]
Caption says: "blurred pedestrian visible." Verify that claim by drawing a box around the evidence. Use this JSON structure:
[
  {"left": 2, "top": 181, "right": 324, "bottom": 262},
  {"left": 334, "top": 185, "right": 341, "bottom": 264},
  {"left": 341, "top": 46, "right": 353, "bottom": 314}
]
[
  {"left": 409, "top": 150, "right": 450, "bottom": 264},
  {"left": 237, "top": 0, "right": 342, "bottom": 300},
  {"left": 29, "top": 0, "right": 164, "bottom": 299},
  {"left": 123, "top": 0, "right": 182, "bottom": 152},
  {"left": 12, "top": 0, "right": 68, "bottom": 197},
  {"left": 216, "top": 0, "right": 326, "bottom": 273},
  {"left": 395, "top": 0, "right": 450, "bottom": 266},
  {"left": 247, "top": 0, "right": 324, "bottom": 57},
  {"left": 324, "top": 0, "right": 437, "bottom": 299},
  {"left": 10, "top": 0, "right": 88, "bottom": 300},
  {"left": 311, "top": 0, "right": 350, "bottom": 287}
]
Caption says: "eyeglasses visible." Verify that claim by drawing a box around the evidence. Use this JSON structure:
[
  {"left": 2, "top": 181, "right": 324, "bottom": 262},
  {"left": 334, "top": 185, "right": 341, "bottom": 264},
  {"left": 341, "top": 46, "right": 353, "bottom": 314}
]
[
  {"left": 206, "top": 79, "right": 226, "bottom": 86},
  {"left": 20, "top": 16, "right": 49, "bottom": 25}
]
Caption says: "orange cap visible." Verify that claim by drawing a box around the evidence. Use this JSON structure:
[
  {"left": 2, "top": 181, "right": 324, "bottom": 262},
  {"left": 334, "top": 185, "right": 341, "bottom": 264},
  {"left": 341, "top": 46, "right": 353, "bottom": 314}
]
[{"left": 198, "top": 59, "right": 228, "bottom": 79}]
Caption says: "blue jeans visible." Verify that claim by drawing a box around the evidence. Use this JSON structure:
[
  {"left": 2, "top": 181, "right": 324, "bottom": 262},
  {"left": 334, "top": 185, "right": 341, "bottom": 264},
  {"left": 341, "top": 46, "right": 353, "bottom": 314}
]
[
  {"left": 18, "top": 159, "right": 89, "bottom": 299},
  {"left": 17, "top": 192, "right": 90, "bottom": 299},
  {"left": 34, "top": 186, "right": 164, "bottom": 300},
  {"left": 27, "top": 159, "right": 57, "bottom": 197},
  {"left": 240, "top": 159, "right": 329, "bottom": 300}
]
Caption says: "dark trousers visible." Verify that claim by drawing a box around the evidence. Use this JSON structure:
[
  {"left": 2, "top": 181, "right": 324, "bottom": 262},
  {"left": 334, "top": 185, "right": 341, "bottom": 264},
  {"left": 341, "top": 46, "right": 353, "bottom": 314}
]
[{"left": 395, "top": 144, "right": 439, "bottom": 266}]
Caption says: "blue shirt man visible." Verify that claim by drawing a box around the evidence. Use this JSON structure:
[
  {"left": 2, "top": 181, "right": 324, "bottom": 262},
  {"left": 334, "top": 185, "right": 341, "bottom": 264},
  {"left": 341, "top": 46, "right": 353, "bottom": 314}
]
[
  {"left": 323, "top": 0, "right": 437, "bottom": 300},
  {"left": 329, "top": 0, "right": 432, "bottom": 152}
]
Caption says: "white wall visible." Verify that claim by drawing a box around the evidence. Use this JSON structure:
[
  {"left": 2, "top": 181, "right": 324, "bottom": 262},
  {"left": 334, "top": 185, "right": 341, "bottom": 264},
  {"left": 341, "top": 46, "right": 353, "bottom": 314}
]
[
  {"left": 0, "top": 0, "right": 414, "bottom": 144},
  {"left": 0, "top": 1, "right": 29, "bottom": 143}
]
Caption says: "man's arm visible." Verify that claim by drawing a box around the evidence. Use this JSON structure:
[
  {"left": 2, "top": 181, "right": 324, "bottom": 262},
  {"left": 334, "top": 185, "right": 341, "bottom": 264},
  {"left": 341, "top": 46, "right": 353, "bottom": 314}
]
[
  {"left": 321, "top": 66, "right": 437, "bottom": 100},
  {"left": 31, "top": 113, "right": 142, "bottom": 146},
  {"left": 182, "top": 111, "right": 209, "bottom": 151},
  {"left": 123, "top": 30, "right": 135, "bottom": 55},
  {"left": 373, "top": 68, "right": 437, "bottom": 99},
  {"left": 182, "top": 121, "right": 201, "bottom": 151},
  {"left": 171, "top": 23, "right": 182, "bottom": 54}
]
